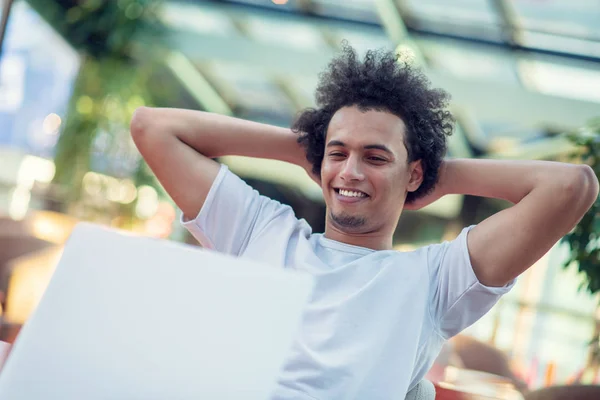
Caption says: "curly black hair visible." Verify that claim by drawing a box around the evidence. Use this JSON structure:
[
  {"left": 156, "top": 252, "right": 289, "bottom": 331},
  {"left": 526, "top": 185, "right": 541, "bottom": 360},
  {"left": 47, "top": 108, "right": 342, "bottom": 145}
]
[{"left": 292, "top": 43, "right": 455, "bottom": 203}]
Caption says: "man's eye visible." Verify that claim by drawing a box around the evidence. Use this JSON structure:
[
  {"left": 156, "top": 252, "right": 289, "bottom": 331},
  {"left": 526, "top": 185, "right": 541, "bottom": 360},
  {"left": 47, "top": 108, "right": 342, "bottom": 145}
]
[
  {"left": 329, "top": 153, "right": 345, "bottom": 157},
  {"left": 368, "top": 157, "right": 386, "bottom": 162}
]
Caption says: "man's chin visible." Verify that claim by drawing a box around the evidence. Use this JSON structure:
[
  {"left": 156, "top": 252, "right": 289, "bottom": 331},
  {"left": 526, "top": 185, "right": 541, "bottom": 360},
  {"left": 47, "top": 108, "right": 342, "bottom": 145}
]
[{"left": 329, "top": 211, "right": 366, "bottom": 230}]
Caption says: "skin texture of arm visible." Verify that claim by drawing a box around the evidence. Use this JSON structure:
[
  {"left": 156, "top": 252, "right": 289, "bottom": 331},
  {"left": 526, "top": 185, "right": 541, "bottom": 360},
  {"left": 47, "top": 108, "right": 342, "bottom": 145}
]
[
  {"left": 130, "top": 107, "right": 311, "bottom": 219},
  {"left": 410, "top": 158, "right": 599, "bottom": 287}
]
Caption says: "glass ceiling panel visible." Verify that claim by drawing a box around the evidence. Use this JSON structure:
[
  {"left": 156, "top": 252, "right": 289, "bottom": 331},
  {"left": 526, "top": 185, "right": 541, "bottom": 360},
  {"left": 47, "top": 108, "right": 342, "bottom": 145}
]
[
  {"left": 521, "top": 30, "right": 600, "bottom": 59},
  {"left": 402, "top": 0, "right": 504, "bottom": 43},
  {"left": 403, "top": 0, "right": 501, "bottom": 25},
  {"left": 220, "top": 0, "right": 380, "bottom": 24},
  {"left": 328, "top": 28, "right": 394, "bottom": 55},
  {"left": 418, "top": 37, "right": 520, "bottom": 85},
  {"left": 518, "top": 58, "right": 600, "bottom": 103},
  {"left": 309, "top": 0, "right": 381, "bottom": 24},
  {"left": 162, "top": 2, "right": 239, "bottom": 36},
  {"left": 511, "top": 0, "right": 600, "bottom": 41},
  {"left": 288, "top": 75, "right": 319, "bottom": 107},
  {"left": 242, "top": 15, "right": 331, "bottom": 50},
  {"left": 204, "top": 62, "right": 296, "bottom": 118},
  {"left": 218, "top": 0, "right": 298, "bottom": 13}
]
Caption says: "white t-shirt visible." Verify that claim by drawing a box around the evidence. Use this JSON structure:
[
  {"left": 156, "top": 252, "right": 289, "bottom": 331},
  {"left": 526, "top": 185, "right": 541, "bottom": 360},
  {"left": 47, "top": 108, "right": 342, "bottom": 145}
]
[{"left": 182, "top": 165, "right": 515, "bottom": 400}]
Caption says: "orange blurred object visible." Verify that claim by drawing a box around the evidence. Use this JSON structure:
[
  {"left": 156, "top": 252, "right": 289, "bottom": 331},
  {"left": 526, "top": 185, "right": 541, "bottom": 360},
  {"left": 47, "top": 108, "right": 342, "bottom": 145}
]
[
  {"left": 544, "top": 361, "right": 556, "bottom": 386},
  {"left": 434, "top": 384, "right": 469, "bottom": 400},
  {"left": 435, "top": 367, "right": 524, "bottom": 399}
]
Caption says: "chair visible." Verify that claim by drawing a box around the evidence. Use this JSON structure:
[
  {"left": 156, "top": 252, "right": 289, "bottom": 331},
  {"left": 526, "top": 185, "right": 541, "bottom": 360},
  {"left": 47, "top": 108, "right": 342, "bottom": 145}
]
[
  {"left": 405, "top": 380, "right": 436, "bottom": 400},
  {"left": 524, "top": 384, "right": 600, "bottom": 400}
]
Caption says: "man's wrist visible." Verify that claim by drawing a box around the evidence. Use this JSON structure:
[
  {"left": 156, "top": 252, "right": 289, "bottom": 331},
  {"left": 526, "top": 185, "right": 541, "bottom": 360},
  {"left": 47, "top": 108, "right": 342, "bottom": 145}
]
[
  {"left": 437, "top": 158, "right": 472, "bottom": 197},
  {"left": 436, "top": 159, "right": 452, "bottom": 196},
  {"left": 279, "top": 130, "right": 305, "bottom": 166}
]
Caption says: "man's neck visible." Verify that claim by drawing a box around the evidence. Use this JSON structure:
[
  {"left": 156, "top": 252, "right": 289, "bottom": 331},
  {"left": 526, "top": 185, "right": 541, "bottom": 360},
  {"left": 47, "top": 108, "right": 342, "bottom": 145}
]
[{"left": 323, "top": 224, "right": 394, "bottom": 251}]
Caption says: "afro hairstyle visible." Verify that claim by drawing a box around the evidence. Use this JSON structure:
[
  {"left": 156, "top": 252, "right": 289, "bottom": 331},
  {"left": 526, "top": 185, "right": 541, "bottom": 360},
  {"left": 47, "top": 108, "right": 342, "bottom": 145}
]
[{"left": 292, "top": 43, "right": 455, "bottom": 203}]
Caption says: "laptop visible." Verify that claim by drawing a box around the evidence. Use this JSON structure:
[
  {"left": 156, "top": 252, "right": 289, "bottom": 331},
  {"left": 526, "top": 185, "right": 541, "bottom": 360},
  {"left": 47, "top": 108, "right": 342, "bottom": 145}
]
[{"left": 0, "top": 223, "right": 313, "bottom": 400}]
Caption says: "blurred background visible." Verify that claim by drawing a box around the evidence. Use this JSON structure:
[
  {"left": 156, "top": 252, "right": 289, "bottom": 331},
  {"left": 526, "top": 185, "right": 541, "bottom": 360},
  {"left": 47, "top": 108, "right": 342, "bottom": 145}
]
[{"left": 0, "top": 0, "right": 599, "bottom": 397}]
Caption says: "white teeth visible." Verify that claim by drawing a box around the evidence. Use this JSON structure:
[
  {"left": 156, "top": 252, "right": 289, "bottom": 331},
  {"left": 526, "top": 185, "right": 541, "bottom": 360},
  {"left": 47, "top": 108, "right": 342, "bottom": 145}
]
[{"left": 339, "top": 189, "right": 366, "bottom": 198}]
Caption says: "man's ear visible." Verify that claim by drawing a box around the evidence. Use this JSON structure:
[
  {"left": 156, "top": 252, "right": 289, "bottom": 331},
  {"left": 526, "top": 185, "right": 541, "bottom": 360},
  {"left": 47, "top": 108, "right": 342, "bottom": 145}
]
[{"left": 407, "top": 160, "right": 424, "bottom": 192}]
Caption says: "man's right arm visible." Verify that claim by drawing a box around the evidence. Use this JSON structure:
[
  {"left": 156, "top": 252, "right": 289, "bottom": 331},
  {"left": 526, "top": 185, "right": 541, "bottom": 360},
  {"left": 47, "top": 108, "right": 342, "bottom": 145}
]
[{"left": 130, "top": 107, "right": 310, "bottom": 219}]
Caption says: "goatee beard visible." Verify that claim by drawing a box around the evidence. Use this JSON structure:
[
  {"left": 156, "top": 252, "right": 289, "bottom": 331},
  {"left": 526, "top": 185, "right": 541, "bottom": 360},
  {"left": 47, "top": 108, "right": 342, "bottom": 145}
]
[{"left": 330, "top": 211, "right": 366, "bottom": 229}]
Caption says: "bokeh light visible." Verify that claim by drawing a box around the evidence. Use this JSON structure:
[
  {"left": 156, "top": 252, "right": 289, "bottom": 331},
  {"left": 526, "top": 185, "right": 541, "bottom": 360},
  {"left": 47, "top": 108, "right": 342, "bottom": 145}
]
[{"left": 42, "top": 113, "right": 62, "bottom": 136}]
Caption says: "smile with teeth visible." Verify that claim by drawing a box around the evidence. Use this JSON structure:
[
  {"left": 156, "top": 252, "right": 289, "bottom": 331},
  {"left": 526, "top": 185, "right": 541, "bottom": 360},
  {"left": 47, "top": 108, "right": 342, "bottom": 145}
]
[{"left": 337, "top": 189, "right": 367, "bottom": 198}]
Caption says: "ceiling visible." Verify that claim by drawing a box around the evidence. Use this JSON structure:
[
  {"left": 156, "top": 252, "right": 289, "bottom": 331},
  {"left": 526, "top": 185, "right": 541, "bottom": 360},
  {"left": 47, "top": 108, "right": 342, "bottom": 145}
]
[
  {"left": 158, "top": 0, "right": 600, "bottom": 156},
  {"left": 148, "top": 0, "right": 600, "bottom": 217}
]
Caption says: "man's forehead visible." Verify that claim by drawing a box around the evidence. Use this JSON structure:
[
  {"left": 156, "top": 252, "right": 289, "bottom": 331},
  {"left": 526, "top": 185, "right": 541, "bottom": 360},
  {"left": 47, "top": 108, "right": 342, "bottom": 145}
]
[
  {"left": 327, "top": 107, "right": 407, "bottom": 149},
  {"left": 329, "top": 107, "right": 405, "bottom": 131}
]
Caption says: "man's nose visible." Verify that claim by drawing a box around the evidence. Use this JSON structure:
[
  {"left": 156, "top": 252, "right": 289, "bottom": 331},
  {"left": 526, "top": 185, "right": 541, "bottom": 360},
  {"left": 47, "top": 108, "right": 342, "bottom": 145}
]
[{"left": 340, "top": 156, "right": 365, "bottom": 182}]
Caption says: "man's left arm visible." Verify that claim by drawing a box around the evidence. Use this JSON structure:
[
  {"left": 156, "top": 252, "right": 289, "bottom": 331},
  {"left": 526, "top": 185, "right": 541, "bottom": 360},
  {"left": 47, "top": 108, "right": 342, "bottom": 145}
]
[{"left": 437, "top": 159, "right": 598, "bottom": 287}]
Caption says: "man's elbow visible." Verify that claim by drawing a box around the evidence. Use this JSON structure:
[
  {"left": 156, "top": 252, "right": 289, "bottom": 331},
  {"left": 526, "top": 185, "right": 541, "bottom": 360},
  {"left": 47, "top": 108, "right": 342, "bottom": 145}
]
[
  {"left": 130, "top": 107, "right": 170, "bottom": 158},
  {"left": 562, "top": 164, "right": 599, "bottom": 211},
  {"left": 580, "top": 164, "right": 600, "bottom": 206},
  {"left": 130, "top": 106, "right": 153, "bottom": 144}
]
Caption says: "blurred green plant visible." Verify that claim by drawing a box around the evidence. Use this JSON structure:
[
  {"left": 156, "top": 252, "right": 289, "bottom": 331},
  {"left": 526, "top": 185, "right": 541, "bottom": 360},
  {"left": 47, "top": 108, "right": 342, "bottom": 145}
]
[
  {"left": 561, "top": 118, "right": 600, "bottom": 378},
  {"left": 25, "top": 0, "right": 167, "bottom": 217},
  {"left": 26, "top": 0, "right": 164, "bottom": 60},
  {"left": 562, "top": 118, "right": 600, "bottom": 296}
]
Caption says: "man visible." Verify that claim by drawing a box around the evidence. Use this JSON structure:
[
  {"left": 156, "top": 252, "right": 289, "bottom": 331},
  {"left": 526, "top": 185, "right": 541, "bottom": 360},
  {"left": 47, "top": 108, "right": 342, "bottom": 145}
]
[{"left": 130, "top": 45, "right": 598, "bottom": 399}]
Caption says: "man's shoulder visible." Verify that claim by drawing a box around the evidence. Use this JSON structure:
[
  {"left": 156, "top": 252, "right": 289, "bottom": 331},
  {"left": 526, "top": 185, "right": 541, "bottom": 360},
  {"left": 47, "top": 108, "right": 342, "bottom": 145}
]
[
  {"left": 382, "top": 234, "right": 467, "bottom": 272},
  {"left": 386, "top": 243, "right": 434, "bottom": 260},
  {"left": 219, "top": 165, "right": 302, "bottom": 219},
  {"left": 417, "top": 225, "right": 474, "bottom": 258}
]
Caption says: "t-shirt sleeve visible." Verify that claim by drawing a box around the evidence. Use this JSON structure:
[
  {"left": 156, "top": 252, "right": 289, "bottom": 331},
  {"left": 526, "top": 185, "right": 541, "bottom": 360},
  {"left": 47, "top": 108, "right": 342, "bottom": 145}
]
[
  {"left": 427, "top": 225, "right": 516, "bottom": 339},
  {"left": 180, "top": 164, "right": 292, "bottom": 256}
]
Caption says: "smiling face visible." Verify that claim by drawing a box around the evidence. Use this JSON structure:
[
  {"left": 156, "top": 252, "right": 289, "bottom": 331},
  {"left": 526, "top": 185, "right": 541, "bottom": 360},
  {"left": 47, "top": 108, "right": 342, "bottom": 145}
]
[{"left": 321, "top": 106, "right": 423, "bottom": 249}]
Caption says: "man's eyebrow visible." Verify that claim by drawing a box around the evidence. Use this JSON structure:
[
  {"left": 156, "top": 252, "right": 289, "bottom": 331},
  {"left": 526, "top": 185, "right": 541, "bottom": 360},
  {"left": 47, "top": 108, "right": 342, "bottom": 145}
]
[
  {"left": 326, "top": 140, "right": 345, "bottom": 148},
  {"left": 363, "top": 144, "right": 393, "bottom": 155},
  {"left": 326, "top": 140, "right": 394, "bottom": 155}
]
